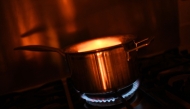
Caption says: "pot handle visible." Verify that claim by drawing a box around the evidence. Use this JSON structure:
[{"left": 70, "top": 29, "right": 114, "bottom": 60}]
[
  {"left": 14, "top": 45, "right": 65, "bottom": 56},
  {"left": 127, "top": 36, "right": 155, "bottom": 53},
  {"left": 125, "top": 36, "right": 154, "bottom": 61}
]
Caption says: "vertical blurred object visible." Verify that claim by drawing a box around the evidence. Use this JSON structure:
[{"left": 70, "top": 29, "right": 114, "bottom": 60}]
[
  {"left": 178, "top": 0, "right": 190, "bottom": 52},
  {"left": 0, "top": 0, "right": 179, "bottom": 95}
]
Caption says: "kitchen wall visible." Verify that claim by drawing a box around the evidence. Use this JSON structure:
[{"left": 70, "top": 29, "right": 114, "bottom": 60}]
[
  {"left": 0, "top": 0, "right": 183, "bottom": 95},
  {"left": 178, "top": 0, "right": 190, "bottom": 51}
]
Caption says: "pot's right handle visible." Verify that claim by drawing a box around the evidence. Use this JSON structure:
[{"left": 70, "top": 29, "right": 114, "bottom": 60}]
[
  {"left": 125, "top": 36, "right": 154, "bottom": 61},
  {"left": 127, "top": 36, "right": 155, "bottom": 53}
]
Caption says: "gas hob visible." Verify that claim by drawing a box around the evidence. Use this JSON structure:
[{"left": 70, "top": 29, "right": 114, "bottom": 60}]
[{"left": 1, "top": 48, "right": 190, "bottom": 109}]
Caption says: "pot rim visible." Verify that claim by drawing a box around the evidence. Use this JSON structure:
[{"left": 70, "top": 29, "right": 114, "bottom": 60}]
[{"left": 64, "top": 34, "right": 136, "bottom": 54}]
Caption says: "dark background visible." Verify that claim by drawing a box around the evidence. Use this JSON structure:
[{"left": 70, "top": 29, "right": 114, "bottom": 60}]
[{"left": 0, "top": 0, "right": 189, "bottom": 95}]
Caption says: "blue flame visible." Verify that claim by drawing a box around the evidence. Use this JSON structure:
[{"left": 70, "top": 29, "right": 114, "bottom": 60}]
[
  {"left": 81, "top": 80, "right": 140, "bottom": 103},
  {"left": 81, "top": 94, "right": 116, "bottom": 103},
  {"left": 122, "top": 79, "right": 139, "bottom": 98}
]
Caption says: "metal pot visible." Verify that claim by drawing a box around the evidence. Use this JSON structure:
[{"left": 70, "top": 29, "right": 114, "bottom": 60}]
[{"left": 14, "top": 35, "right": 153, "bottom": 93}]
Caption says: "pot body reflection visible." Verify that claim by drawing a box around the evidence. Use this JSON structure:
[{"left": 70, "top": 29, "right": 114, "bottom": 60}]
[{"left": 65, "top": 41, "right": 138, "bottom": 93}]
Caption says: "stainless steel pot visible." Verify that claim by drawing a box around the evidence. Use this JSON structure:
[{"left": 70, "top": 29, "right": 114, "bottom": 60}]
[{"left": 14, "top": 35, "right": 153, "bottom": 93}]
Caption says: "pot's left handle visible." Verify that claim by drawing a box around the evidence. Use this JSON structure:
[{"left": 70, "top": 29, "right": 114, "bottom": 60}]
[{"left": 14, "top": 45, "right": 65, "bottom": 56}]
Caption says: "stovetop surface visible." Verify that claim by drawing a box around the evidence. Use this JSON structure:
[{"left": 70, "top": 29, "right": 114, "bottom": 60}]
[
  {"left": 0, "top": 80, "right": 163, "bottom": 109},
  {"left": 1, "top": 48, "right": 190, "bottom": 109}
]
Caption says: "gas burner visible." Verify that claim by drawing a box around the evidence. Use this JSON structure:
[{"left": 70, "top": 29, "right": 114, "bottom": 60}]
[{"left": 81, "top": 79, "right": 140, "bottom": 107}]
